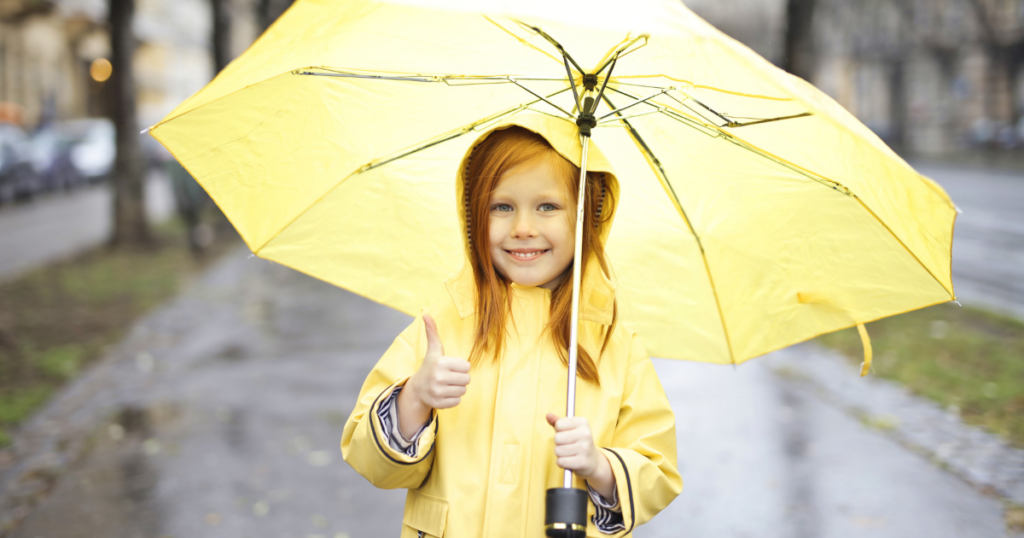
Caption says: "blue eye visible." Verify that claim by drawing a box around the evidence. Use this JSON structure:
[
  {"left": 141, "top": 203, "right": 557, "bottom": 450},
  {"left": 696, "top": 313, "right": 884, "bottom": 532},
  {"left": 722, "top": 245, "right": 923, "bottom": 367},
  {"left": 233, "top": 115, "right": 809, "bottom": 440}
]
[
  {"left": 492, "top": 203, "right": 513, "bottom": 212},
  {"left": 539, "top": 203, "right": 558, "bottom": 212}
]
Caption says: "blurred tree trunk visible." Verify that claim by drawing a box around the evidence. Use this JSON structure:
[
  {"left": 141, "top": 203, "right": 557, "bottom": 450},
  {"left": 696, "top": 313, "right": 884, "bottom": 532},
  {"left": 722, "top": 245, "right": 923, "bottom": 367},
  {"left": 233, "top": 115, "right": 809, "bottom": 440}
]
[
  {"left": 211, "top": 0, "right": 232, "bottom": 73},
  {"left": 887, "top": 60, "right": 907, "bottom": 151},
  {"left": 783, "top": 0, "right": 817, "bottom": 80},
  {"left": 967, "top": 0, "right": 1023, "bottom": 126},
  {"left": 108, "top": 0, "right": 150, "bottom": 248},
  {"left": 257, "top": 0, "right": 293, "bottom": 32}
]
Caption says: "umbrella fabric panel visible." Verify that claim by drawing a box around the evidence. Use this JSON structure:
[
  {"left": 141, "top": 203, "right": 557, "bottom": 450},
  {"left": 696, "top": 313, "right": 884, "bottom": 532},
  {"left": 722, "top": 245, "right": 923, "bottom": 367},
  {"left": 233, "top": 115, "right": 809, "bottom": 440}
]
[
  {"left": 164, "top": 0, "right": 568, "bottom": 121},
  {"left": 696, "top": 43, "right": 956, "bottom": 293},
  {"left": 259, "top": 134, "right": 471, "bottom": 317},
  {"left": 597, "top": 127, "right": 732, "bottom": 365},
  {"left": 153, "top": 72, "right": 538, "bottom": 253},
  {"left": 629, "top": 113, "right": 954, "bottom": 362},
  {"left": 705, "top": 86, "right": 956, "bottom": 297}
]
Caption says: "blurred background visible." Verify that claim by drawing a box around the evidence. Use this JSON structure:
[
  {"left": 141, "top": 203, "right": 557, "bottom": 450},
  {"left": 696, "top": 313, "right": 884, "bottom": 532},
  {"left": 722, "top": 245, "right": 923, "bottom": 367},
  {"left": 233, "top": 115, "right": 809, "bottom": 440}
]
[{"left": 0, "top": 0, "right": 1021, "bottom": 537}]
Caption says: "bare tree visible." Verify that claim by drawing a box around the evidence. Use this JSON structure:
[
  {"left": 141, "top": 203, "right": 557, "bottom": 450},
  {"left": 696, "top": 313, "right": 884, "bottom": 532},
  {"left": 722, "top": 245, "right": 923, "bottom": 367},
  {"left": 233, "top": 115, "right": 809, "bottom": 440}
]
[
  {"left": 108, "top": 0, "right": 150, "bottom": 247},
  {"left": 966, "top": 0, "right": 1024, "bottom": 125},
  {"left": 211, "top": 0, "right": 231, "bottom": 73},
  {"left": 784, "top": 0, "right": 817, "bottom": 80},
  {"left": 257, "top": 0, "right": 293, "bottom": 32}
]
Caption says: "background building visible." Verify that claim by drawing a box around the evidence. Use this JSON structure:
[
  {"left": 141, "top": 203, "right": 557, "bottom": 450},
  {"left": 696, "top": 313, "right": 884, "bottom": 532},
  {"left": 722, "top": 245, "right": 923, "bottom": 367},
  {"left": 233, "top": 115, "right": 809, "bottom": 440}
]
[{"left": 690, "top": 0, "right": 1024, "bottom": 154}]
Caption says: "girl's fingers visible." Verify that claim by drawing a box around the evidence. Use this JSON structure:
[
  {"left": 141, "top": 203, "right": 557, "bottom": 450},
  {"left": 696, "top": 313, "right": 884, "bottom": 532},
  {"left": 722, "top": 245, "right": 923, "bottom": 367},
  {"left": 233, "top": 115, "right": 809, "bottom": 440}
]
[
  {"left": 555, "top": 455, "right": 589, "bottom": 472},
  {"left": 437, "top": 385, "right": 467, "bottom": 398},
  {"left": 553, "top": 429, "right": 587, "bottom": 445},
  {"left": 554, "top": 443, "right": 587, "bottom": 458},
  {"left": 434, "top": 396, "right": 462, "bottom": 409},
  {"left": 445, "top": 372, "right": 471, "bottom": 386},
  {"left": 553, "top": 417, "right": 588, "bottom": 432},
  {"left": 442, "top": 357, "right": 471, "bottom": 373}
]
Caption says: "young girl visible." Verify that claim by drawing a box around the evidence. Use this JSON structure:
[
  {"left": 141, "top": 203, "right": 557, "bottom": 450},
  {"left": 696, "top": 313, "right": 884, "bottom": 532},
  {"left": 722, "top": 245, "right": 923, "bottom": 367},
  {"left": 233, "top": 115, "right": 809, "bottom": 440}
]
[{"left": 341, "top": 117, "right": 681, "bottom": 537}]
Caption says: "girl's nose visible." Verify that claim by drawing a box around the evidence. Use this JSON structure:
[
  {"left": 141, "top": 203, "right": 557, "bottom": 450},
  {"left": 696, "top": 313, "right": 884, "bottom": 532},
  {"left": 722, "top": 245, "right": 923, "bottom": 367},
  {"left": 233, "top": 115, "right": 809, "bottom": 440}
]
[{"left": 511, "top": 213, "right": 537, "bottom": 239}]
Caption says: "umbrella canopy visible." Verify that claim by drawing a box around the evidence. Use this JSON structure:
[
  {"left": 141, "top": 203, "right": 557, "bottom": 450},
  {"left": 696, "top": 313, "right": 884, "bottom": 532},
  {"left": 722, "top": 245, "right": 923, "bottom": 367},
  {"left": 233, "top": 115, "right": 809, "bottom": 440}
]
[{"left": 149, "top": 0, "right": 956, "bottom": 367}]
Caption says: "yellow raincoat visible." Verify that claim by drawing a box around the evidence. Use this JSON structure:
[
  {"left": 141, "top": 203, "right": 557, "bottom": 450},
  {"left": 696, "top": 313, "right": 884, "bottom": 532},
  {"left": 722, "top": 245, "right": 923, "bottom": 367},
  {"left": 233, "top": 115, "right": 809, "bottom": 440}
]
[{"left": 341, "top": 125, "right": 681, "bottom": 537}]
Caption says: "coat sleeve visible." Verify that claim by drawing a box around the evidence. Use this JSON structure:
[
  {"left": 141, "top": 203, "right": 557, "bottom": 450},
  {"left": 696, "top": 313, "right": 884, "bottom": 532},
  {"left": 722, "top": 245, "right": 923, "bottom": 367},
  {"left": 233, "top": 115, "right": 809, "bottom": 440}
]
[
  {"left": 340, "top": 316, "right": 438, "bottom": 490},
  {"left": 598, "top": 334, "right": 682, "bottom": 535}
]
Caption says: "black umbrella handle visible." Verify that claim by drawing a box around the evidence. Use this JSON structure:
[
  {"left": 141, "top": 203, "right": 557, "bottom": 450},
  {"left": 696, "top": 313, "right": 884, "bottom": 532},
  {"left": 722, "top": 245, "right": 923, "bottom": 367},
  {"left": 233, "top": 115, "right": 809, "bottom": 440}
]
[{"left": 545, "top": 487, "right": 589, "bottom": 538}]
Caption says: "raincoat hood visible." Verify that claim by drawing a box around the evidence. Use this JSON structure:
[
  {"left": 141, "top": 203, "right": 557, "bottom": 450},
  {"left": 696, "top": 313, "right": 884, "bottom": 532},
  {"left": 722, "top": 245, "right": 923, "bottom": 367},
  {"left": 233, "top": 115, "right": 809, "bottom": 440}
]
[
  {"left": 447, "top": 114, "right": 621, "bottom": 325},
  {"left": 454, "top": 114, "right": 621, "bottom": 253}
]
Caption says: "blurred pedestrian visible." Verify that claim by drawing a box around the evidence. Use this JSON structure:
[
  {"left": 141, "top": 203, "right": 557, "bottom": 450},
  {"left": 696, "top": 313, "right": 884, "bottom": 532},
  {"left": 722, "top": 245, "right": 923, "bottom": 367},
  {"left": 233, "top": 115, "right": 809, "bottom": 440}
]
[
  {"left": 341, "top": 126, "right": 681, "bottom": 537},
  {"left": 164, "top": 159, "right": 212, "bottom": 254}
]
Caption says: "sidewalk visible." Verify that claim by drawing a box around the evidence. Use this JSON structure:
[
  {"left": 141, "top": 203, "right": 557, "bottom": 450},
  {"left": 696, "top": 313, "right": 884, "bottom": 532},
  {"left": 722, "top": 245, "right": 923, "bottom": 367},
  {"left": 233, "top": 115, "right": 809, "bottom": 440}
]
[{"left": 1, "top": 248, "right": 1015, "bottom": 537}]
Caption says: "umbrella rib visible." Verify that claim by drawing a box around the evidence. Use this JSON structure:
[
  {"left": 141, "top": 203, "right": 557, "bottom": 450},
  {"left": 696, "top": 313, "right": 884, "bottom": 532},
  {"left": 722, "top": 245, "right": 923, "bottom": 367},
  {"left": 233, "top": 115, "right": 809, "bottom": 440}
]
[
  {"left": 514, "top": 21, "right": 587, "bottom": 77},
  {"left": 609, "top": 88, "right": 830, "bottom": 184},
  {"left": 509, "top": 79, "right": 576, "bottom": 119},
  {"left": 666, "top": 91, "right": 814, "bottom": 128},
  {"left": 592, "top": 35, "right": 648, "bottom": 78},
  {"left": 656, "top": 106, "right": 851, "bottom": 192},
  {"left": 609, "top": 84, "right": 815, "bottom": 130},
  {"left": 601, "top": 94, "right": 738, "bottom": 366},
  {"left": 564, "top": 56, "right": 583, "bottom": 112},
  {"left": 358, "top": 86, "right": 574, "bottom": 174},
  {"left": 484, "top": 16, "right": 563, "bottom": 65},
  {"left": 596, "top": 107, "right": 664, "bottom": 124},
  {"left": 299, "top": 68, "right": 576, "bottom": 120},
  {"left": 296, "top": 69, "right": 566, "bottom": 84},
  {"left": 597, "top": 88, "right": 668, "bottom": 121},
  {"left": 607, "top": 86, "right": 720, "bottom": 129}
]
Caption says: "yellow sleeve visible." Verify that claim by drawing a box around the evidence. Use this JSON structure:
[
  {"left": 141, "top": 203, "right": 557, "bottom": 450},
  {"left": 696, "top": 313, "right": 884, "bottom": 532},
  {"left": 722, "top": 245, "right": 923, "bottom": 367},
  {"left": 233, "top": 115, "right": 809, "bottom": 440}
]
[
  {"left": 599, "top": 334, "right": 682, "bottom": 535},
  {"left": 340, "top": 316, "right": 438, "bottom": 489}
]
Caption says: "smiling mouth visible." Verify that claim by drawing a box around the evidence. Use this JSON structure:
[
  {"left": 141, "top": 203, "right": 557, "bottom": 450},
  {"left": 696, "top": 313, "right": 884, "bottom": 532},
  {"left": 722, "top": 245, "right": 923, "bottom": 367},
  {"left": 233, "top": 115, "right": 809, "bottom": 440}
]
[{"left": 505, "top": 249, "right": 548, "bottom": 261}]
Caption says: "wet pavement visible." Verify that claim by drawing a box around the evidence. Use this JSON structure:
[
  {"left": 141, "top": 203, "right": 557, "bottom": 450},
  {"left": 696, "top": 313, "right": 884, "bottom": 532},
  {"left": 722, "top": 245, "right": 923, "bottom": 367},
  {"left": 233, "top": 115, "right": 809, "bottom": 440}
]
[
  {"left": 912, "top": 162, "right": 1024, "bottom": 321},
  {"left": 2, "top": 247, "right": 1014, "bottom": 537}
]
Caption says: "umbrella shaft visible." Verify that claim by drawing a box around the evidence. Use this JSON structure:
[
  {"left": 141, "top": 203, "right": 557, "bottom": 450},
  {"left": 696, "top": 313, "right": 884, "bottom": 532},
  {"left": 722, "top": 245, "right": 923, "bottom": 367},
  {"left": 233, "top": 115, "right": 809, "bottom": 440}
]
[{"left": 564, "top": 134, "right": 590, "bottom": 489}]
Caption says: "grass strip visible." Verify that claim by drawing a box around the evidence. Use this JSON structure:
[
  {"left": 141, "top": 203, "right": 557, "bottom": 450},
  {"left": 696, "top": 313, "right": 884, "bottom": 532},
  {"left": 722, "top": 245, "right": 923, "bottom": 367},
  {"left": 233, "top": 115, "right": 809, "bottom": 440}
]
[
  {"left": 816, "top": 303, "right": 1024, "bottom": 448},
  {"left": 0, "top": 218, "right": 238, "bottom": 446}
]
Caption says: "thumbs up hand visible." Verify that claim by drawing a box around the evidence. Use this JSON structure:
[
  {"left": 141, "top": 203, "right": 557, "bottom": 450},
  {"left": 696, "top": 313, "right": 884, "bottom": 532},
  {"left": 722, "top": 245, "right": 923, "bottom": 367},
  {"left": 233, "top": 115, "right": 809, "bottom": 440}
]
[{"left": 405, "top": 314, "right": 472, "bottom": 410}]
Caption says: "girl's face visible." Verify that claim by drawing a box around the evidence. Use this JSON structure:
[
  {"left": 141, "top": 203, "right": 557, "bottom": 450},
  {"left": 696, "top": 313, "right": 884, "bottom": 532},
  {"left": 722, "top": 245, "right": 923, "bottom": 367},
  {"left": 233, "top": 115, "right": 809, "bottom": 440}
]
[{"left": 488, "top": 157, "right": 574, "bottom": 290}]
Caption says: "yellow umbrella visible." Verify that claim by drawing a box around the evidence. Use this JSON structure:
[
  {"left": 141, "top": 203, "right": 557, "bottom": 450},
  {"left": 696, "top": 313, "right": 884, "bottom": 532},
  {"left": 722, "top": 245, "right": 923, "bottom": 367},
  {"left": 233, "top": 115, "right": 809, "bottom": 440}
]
[{"left": 149, "top": 0, "right": 956, "bottom": 373}]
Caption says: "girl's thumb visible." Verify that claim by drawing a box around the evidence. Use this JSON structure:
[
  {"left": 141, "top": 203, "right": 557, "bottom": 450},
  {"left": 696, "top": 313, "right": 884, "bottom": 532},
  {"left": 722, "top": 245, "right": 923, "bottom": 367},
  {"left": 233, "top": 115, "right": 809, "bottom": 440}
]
[{"left": 423, "top": 314, "right": 444, "bottom": 356}]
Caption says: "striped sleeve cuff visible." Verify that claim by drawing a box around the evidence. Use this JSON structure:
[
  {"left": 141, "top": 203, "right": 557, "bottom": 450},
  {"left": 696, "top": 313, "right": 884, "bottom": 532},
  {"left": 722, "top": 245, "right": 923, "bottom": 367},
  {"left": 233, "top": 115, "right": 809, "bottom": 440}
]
[
  {"left": 587, "top": 482, "right": 626, "bottom": 534},
  {"left": 377, "top": 385, "right": 430, "bottom": 457}
]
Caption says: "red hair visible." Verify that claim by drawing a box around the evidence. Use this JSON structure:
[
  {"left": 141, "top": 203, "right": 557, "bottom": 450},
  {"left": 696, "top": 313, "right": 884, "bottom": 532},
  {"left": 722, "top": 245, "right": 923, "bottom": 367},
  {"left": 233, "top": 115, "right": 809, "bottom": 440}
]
[{"left": 462, "top": 126, "right": 616, "bottom": 385}]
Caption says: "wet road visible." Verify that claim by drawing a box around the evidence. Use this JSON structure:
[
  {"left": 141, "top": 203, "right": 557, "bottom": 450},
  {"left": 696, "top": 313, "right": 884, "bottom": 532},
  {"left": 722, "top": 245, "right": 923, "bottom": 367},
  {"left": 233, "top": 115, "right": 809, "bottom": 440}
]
[
  {"left": 7, "top": 249, "right": 1009, "bottom": 538},
  {"left": 0, "top": 170, "right": 175, "bottom": 282},
  {"left": 912, "top": 162, "right": 1024, "bottom": 321}
]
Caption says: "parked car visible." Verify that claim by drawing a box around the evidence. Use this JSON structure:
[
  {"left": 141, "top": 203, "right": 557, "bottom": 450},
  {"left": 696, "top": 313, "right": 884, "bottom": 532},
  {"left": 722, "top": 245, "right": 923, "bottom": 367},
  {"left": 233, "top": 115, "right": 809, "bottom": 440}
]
[
  {"left": 0, "top": 122, "right": 38, "bottom": 203},
  {"left": 64, "top": 118, "right": 115, "bottom": 183},
  {"left": 30, "top": 125, "right": 83, "bottom": 192}
]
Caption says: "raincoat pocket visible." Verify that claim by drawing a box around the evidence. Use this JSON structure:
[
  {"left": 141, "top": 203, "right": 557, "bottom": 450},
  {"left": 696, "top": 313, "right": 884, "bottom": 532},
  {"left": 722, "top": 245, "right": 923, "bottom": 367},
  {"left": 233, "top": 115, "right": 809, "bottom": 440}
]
[{"left": 402, "top": 489, "right": 448, "bottom": 537}]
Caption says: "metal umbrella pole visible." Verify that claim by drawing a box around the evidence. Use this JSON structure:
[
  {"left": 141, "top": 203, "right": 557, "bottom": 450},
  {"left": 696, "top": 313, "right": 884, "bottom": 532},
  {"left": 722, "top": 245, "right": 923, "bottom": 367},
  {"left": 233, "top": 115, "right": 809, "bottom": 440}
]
[
  {"left": 541, "top": 31, "right": 623, "bottom": 536},
  {"left": 544, "top": 91, "right": 598, "bottom": 538}
]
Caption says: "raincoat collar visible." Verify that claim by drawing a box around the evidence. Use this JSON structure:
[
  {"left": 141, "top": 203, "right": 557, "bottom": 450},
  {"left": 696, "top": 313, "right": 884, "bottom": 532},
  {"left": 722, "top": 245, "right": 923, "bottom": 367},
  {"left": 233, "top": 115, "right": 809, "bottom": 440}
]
[{"left": 445, "top": 260, "right": 616, "bottom": 326}]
